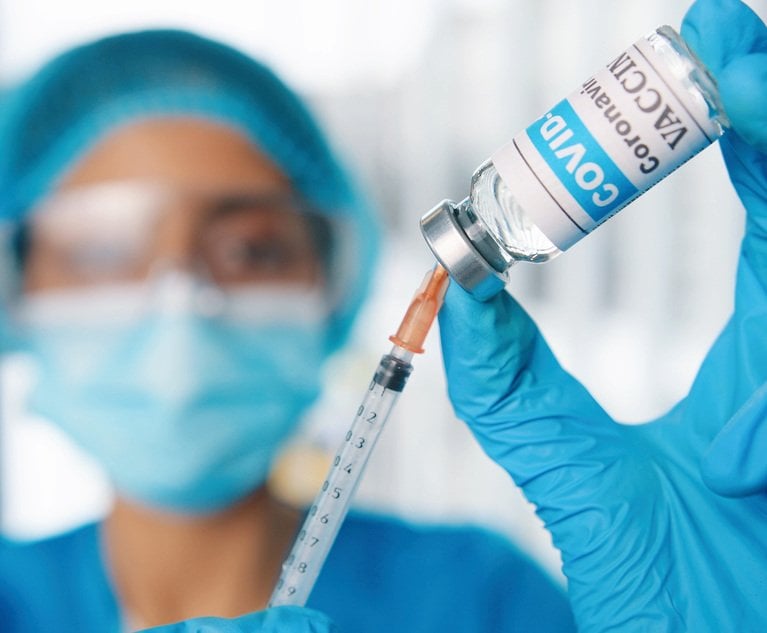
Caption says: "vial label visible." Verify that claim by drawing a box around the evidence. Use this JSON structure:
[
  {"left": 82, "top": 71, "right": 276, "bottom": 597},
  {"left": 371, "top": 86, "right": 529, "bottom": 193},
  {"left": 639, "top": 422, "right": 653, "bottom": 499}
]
[{"left": 491, "top": 31, "right": 720, "bottom": 250}]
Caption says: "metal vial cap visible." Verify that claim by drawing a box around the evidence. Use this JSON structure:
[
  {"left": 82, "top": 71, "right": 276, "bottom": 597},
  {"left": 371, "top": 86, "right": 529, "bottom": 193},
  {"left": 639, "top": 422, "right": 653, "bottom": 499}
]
[{"left": 419, "top": 200, "right": 506, "bottom": 301}]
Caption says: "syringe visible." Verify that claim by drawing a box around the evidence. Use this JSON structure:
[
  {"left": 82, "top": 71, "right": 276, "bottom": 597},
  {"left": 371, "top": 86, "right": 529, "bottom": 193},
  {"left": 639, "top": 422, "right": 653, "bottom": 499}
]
[{"left": 268, "top": 265, "right": 450, "bottom": 607}]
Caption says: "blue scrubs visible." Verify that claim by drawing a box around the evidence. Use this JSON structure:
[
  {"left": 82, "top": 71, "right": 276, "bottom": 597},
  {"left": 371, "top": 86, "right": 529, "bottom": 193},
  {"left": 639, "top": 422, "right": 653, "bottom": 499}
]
[{"left": 0, "top": 512, "right": 575, "bottom": 632}]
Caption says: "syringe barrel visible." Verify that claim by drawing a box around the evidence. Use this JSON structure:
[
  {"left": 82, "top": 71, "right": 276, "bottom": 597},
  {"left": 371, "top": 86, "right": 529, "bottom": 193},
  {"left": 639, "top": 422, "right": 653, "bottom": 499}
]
[{"left": 268, "top": 354, "right": 412, "bottom": 607}]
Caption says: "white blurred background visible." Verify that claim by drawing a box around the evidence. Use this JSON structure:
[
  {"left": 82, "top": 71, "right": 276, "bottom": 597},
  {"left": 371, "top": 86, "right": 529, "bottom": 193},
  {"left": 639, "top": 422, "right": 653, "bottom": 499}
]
[{"left": 2, "top": 0, "right": 765, "bottom": 581}]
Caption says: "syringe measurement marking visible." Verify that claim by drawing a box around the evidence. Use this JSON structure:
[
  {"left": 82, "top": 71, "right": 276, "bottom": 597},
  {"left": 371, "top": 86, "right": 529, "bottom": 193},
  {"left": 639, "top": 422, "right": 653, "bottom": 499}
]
[{"left": 277, "top": 385, "right": 387, "bottom": 596}]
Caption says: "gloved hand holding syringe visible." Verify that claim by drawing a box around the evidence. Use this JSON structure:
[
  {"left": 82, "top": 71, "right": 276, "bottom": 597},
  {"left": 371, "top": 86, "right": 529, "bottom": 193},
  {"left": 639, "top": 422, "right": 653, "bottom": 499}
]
[{"left": 269, "top": 265, "right": 450, "bottom": 607}]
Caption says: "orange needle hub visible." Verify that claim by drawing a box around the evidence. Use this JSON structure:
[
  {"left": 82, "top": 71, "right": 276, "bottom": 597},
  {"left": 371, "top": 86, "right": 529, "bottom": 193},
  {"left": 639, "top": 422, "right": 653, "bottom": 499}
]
[{"left": 389, "top": 264, "right": 450, "bottom": 354}]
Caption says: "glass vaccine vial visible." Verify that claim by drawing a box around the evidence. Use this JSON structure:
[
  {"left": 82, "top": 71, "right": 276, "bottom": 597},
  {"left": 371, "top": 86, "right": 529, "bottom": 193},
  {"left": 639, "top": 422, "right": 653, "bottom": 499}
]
[{"left": 420, "top": 26, "right": 728, "bottom": 299}]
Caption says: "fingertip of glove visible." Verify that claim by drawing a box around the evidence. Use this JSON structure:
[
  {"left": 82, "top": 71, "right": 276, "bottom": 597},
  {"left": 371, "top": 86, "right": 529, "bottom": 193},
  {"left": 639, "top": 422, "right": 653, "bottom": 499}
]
[
  {"left": 439, "top": 283, "right": 522, "bottom": 343},
  {"left": 440, "top": 282, "right": 488, "bottom": 331},
  {"left": 441, "top": 282, "right": 514, "bottom": 317},
  {"left": 438, "top": 282, "right": 543, "bottom": 401},
  {"left": 681, "top": 0, "right": 766, "bottom": 73},
  {"left": 718, "top": 55, "right": 767, "bottom": 153}
]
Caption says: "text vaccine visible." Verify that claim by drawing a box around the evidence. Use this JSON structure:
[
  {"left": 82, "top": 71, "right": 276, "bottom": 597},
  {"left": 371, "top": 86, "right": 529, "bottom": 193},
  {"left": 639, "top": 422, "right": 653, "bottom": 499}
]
[{"left": 420, "top": 26, "right": 728, "bottom": 299}]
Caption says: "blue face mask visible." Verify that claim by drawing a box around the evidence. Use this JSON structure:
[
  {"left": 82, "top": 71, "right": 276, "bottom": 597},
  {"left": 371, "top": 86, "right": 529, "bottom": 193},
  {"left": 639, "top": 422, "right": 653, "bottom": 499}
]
[{"left": 15, "top": 278, "right": 327, "bottom": 513}]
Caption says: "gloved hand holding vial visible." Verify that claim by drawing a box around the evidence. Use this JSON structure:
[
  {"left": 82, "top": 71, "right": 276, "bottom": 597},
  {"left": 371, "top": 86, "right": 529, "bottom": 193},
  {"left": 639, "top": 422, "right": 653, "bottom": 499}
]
[
  {"left": 434, "top": 0, "right": 767, "bottom": 630},
  {"left": 271, "top": 0, "right": 767, "bottom": 624}
]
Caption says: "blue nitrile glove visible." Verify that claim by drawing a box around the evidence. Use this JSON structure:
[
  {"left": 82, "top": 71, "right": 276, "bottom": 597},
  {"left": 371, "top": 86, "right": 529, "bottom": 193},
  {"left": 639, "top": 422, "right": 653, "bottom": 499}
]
[
  {"left": 439, "top": 0, "right": 767, "bottom": 631},
  {"left": 684, "top": 0, "right": 767, "bottom": 496},
  {"left": 137, "top": 607, "right": 337, "bottom": 633}
]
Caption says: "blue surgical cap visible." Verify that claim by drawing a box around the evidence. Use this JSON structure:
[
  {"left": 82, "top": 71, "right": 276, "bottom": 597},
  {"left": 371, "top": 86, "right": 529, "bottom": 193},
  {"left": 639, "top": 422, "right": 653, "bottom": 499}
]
[{"left": 0, "top": 29, "right": 379, "bottom": 354}]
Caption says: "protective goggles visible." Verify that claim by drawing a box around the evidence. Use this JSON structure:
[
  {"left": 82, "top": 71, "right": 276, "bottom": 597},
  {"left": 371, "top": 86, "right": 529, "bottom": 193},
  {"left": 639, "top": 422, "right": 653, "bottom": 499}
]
[{"left": 16, "top": 181, "right": 334, "bottom": 292}]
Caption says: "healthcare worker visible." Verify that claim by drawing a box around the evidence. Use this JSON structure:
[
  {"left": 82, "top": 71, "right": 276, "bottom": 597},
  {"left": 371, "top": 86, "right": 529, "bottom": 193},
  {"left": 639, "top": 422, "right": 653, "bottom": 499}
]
[
  {"left": 440, "top": 0, "right": 767, "bottom": 630},
  {"left": 0, "top": 27, "right": 575, "bottom": 633}
]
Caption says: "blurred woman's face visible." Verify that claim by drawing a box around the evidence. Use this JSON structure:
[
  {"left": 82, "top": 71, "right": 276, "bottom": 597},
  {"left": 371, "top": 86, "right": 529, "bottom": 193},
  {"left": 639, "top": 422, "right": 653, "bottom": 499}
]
[
  {"left": 16, "top": 119, "right": 331, "bottom": 513},
  {"left": 23, "top": 118, "right": 324, "bottom": 293}
]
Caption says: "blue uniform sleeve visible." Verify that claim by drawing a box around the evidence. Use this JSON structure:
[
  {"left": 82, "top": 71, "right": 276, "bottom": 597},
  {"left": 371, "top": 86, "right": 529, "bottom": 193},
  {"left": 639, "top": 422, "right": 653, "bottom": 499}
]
[
  {"left": 0, "top": 525, "right": 120, "bottom": 632},
  {"left": 310, "top": 512, "right": 575, "bottom": 632},
  {"left": 482, "top": 536, "right": 571, "bottom": 630},
  {"left": 1, "top": 515, "right": 575, "bottom": 632}
]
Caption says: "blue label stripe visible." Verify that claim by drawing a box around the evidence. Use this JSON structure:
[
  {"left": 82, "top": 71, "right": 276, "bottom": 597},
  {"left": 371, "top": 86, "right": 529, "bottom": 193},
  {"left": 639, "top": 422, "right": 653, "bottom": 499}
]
[{"left": 526, "top": 99, "right": 637, "bottom": 223}]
